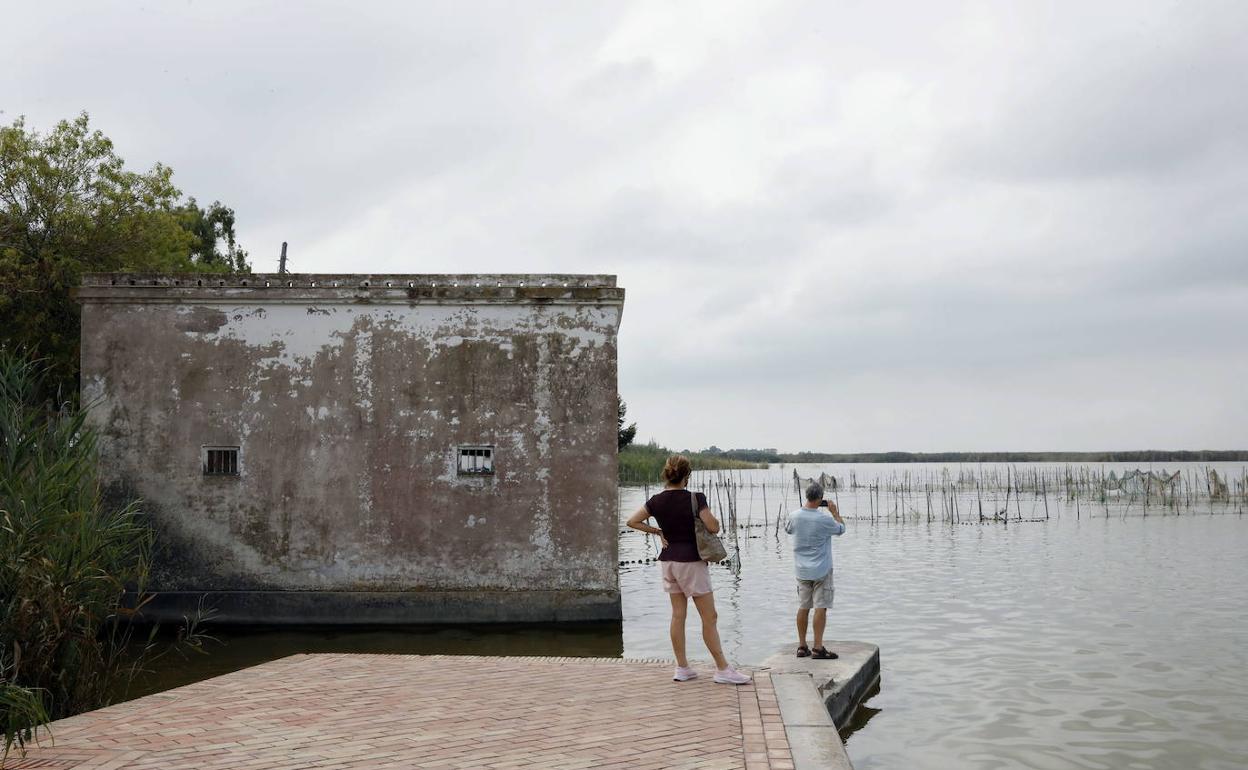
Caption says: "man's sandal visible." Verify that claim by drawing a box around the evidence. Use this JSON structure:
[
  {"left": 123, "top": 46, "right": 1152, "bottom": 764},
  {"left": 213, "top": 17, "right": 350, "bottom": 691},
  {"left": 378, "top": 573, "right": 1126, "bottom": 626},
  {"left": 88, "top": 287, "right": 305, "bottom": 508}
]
[
  {"left": 811, "top": 647, "right": 839, "bottom": 660},
  {"left": 796, "top": 645, "right": 811, "bottom": 658}
]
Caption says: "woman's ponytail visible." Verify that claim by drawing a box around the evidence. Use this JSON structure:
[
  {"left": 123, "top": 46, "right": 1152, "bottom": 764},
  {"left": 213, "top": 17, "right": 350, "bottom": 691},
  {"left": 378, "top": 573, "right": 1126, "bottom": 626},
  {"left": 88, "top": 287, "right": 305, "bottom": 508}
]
[{"left": 660, "top": 454, "right": 693, "bottom": 486}]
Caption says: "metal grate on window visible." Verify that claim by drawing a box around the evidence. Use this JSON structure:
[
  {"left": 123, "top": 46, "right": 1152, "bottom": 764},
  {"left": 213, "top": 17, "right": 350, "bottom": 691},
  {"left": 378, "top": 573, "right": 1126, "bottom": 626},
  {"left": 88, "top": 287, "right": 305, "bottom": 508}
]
[
  {"left": 458, "top": 446, "right": 494, "bottom": 475},
  {"left": 203, "top": 446, "right": 240, "bottom": 476}
]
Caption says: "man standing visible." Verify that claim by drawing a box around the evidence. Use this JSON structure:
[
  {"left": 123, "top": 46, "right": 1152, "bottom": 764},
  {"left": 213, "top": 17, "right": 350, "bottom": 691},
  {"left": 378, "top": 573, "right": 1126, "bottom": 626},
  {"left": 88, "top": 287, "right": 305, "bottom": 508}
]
[{"left": 785, "top": 482, "right": 846, "bottom": 659}]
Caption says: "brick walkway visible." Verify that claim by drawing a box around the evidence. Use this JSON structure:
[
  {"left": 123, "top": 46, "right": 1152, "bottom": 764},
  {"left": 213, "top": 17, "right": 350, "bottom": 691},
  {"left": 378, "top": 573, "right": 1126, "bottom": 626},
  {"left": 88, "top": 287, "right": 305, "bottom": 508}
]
[{"left": 6, "top": 655, "right": 794, "bottom": 770}]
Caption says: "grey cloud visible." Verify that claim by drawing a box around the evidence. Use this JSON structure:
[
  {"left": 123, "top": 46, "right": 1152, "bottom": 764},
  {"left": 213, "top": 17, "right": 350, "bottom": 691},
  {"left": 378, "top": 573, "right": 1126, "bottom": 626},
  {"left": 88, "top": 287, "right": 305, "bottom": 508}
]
[
  {"left": 771, "top": 151, "right": 896, "bottom": 226},
  {"left": 572, "top": 58, "right": 659, "bottom": 102},
  {"left": 582, "top": 188, "right": 807, "bottom": 265},
  {"left": 950, "top": 4, "right": 1248, "bottom": 181}
]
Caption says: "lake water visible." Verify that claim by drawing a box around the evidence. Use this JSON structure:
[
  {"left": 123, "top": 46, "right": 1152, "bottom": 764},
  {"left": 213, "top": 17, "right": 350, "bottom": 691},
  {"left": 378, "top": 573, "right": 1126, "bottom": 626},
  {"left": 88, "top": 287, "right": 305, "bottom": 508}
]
[
  {"left": 127, "top": 462, "right": 1247, "bottom": 770},
  {"left": 621, "top": 463, "right": 1248, "bottom": 770}
]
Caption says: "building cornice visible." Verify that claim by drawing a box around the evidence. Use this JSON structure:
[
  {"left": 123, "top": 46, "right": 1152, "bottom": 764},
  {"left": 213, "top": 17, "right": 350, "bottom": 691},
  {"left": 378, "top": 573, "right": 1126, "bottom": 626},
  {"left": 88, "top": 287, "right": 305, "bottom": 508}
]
[{"left": 75, "top": 273, "right": 624, "bottom": 306}]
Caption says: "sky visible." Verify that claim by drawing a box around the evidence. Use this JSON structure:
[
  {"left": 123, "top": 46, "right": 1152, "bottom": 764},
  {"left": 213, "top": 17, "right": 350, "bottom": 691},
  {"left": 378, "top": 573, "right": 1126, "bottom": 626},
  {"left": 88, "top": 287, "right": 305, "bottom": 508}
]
[{"left": 4, "top": 1, "right": 1247, "bottom": 453}]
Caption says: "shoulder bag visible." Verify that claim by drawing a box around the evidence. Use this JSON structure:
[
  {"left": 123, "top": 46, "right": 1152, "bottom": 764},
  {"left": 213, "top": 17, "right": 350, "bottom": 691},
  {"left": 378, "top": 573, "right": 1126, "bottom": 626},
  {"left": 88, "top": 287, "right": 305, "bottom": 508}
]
[{"left": 690, "top": 489, "right": 728, "bottom": 563}]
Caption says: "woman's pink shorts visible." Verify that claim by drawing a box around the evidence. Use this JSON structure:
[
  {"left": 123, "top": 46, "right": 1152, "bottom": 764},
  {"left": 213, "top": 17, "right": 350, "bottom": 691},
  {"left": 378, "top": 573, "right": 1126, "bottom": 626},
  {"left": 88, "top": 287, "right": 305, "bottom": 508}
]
[{"left": 661, "top": 560, "right": 713, "bottom": 597}]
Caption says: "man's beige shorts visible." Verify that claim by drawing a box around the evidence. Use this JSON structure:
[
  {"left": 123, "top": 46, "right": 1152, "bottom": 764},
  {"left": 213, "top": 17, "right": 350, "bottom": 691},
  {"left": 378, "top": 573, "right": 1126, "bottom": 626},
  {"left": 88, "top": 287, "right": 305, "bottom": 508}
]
[{"left": 796, "top": 570, "right": 835, "bottom": 609}]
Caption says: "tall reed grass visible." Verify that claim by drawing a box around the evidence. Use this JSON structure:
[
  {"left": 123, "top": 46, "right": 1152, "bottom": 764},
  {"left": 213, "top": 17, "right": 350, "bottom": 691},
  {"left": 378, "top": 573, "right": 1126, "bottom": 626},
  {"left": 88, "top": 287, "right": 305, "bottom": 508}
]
[
  {"left": 619, "top": 442, "right": 764, "bottom": 485},
  {"left": 0, "top": 352, "right": 205, "bottom": 763}
]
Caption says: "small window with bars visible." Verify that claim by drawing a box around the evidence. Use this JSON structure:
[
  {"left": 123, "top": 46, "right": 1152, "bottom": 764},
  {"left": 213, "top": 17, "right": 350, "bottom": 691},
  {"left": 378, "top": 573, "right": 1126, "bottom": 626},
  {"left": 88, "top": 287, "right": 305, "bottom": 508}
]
[
  {"left": 458, "top": 446, "right": 494, "bottom": 475},
  {"left": 203, "top": 446, "right": 240, "bottom": 476}
]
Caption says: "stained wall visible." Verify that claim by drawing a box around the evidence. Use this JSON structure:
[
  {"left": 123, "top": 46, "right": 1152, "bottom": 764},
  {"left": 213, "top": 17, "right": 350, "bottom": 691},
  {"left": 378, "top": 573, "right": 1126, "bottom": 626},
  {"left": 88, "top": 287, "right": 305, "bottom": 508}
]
[{"left": 77, "top": 274, "right": 624, "bottom": 622}]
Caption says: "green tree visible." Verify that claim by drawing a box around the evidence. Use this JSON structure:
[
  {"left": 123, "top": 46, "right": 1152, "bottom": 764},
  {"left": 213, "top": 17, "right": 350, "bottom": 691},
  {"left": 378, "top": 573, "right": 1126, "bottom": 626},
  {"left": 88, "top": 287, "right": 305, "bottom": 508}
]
[
  {"left": 0, "top": 113, "right": 249, "bottom": 394},
  {"left": 617, "top": 395, "right": 637, "bottom": 451},
  {"left": 174, "top": 197, "right": 249, "bottom": 272}
]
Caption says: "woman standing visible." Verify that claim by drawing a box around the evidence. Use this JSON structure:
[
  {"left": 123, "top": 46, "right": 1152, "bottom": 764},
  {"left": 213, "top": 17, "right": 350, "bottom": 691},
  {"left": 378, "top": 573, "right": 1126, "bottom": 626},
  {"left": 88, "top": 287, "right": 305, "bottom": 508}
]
[{"left": 626, "top": 455, "right": 750, "bottom": 684}]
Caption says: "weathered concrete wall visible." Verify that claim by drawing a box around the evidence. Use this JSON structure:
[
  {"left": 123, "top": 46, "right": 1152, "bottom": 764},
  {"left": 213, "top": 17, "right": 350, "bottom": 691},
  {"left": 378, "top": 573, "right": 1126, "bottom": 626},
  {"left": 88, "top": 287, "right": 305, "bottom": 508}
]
[{"left": 77, "top": 274, "right": 624, "bottom": 623}]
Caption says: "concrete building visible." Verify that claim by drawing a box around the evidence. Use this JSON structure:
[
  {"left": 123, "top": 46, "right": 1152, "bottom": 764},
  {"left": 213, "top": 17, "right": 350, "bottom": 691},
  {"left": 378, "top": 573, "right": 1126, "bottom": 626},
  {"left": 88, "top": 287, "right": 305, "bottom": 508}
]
[{"left": 77, "top": 273, "right": 625, "bottom": 623}]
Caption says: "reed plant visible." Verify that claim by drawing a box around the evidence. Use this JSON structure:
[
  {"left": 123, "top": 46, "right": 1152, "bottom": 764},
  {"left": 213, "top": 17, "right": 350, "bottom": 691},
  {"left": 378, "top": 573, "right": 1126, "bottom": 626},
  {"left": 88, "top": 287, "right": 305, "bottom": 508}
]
[
  {"left": 0, "top": 681, "right": 48, "bottom": 765},
  {"left": 0, "top": 351, "right": 204, "bottom": 762},
  {"left": 619, "top": 442, "right": 764, "bottom": 485}
]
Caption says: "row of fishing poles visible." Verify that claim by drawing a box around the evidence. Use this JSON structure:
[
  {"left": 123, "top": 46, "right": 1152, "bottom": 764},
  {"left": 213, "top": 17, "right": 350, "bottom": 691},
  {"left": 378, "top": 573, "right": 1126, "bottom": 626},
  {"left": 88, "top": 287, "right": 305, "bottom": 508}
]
[
  {"left": 673, "top": 464, "right": 1248, "bottom": 501},
  {"left": 837, "top": 465, "right": 1247, "bottom": 506},
  {"left": 632, "top": 466, "right": 1246, "bottom": 538},
  {"left": 657, "top": 464, "right": 1248, "bottom": 505}
]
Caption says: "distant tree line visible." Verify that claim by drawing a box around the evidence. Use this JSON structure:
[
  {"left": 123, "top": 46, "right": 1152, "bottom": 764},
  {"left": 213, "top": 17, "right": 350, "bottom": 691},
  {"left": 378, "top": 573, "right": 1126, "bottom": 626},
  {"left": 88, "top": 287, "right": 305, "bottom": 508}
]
[{"left": 696, "top": 449, "right": 1248, "bottom": 463}]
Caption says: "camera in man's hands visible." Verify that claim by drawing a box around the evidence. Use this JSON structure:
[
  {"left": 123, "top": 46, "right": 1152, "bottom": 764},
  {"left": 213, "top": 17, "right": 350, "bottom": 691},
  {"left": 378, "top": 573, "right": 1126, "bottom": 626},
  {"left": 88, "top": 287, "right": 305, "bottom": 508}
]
[{"left": 819, "top": 500, "right": 830, "bottom": 508}]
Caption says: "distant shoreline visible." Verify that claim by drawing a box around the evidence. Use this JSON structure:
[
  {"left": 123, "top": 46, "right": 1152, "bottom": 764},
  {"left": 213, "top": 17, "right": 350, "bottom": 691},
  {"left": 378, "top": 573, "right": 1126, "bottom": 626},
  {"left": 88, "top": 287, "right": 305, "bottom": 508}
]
[
  {"left": 728, "top": 450, "right": 1248, "bottom": 463},
  {"left": 620, "top": 445, "right": 1248, "bottom": 482}
]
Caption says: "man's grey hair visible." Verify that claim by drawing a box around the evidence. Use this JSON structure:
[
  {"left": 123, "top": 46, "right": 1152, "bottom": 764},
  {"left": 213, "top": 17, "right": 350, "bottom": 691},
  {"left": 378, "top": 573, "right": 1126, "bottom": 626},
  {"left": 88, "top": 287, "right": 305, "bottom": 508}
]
[{"left": 805, "top": 483, "right": 824, "bottom": 502}]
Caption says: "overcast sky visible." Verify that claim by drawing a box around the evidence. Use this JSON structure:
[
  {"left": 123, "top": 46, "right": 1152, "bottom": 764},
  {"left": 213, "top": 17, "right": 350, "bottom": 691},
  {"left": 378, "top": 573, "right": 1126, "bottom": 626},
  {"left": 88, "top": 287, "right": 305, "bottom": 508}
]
[{"left": 5, "top": 1, "right": 1246, "bottom": 452}]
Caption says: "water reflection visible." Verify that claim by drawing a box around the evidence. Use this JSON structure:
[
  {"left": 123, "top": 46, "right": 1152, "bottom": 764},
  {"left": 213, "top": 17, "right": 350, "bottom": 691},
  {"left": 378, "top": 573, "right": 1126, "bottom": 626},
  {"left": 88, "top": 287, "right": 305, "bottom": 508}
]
[{"left": 841, "top": 679, "right": 883, "bottom": 739}]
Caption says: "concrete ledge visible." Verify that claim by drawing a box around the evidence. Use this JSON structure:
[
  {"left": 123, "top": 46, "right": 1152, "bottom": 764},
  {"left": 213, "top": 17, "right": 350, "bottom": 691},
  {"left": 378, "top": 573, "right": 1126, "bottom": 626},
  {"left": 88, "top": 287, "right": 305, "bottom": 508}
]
[
  {"left": 763, "top": 640, "right": 881, "bottom": 770},
  {"left": 132, "top": 589, "right": 623, "bottom": 624},
  {"left": 764, "top": 640, "right": 881, "bottom": 728},
  {"left": 771, "top": 674, "right": 852, "bottom": 770},
  {"left": 784, "top": 725, "right": 854, "bottom": 770},
  {"left": 768, "top": 673, "right": 858, "bottom": 763}
]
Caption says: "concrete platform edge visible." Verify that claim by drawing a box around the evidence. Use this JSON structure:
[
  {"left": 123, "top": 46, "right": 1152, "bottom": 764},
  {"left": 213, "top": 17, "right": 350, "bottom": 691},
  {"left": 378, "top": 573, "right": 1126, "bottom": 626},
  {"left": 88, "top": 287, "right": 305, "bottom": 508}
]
[
  {"left": 771, "top": 674, "right": 853, "bottom": 770},
  {"left": 822, "top": 646, "right": 881, "bottom": 729},
  {"left": 761, "top": 640, "right": 881, "bottom": 770}
]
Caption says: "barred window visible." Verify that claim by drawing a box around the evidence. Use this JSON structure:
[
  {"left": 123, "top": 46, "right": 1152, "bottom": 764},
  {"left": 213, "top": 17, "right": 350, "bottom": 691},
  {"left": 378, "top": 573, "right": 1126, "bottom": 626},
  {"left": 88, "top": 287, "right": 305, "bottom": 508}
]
[
  {"left": 203, "top": 446, "right": 240, "bottom": 476},
  {"left": 458, "top": 446, "right": 494, "bottom": 475}
]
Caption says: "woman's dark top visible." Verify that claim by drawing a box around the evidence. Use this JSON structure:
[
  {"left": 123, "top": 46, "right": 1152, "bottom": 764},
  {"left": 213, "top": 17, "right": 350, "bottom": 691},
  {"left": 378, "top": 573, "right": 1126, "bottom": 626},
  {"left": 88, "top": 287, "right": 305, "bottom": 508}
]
[{"left": 645, "top": 488, "right": 710, "bottom": 562}]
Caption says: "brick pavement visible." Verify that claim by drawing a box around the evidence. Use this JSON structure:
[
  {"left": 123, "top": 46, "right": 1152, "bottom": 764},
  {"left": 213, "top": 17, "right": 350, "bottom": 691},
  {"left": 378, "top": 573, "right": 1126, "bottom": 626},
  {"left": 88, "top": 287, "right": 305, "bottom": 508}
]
[{"left": 5, "top": 655, "right": 794, "bottom": 770}]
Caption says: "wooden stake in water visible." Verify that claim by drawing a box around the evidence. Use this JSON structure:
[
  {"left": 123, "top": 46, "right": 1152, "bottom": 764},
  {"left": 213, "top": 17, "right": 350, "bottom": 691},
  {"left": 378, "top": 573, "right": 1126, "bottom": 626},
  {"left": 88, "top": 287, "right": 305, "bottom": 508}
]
[
  {"left": 1013, "top": 465, "right": 1022, "bottom": 520},
  {"left": 1003, "top": 469, "right": 1011, "bottom": 527}
]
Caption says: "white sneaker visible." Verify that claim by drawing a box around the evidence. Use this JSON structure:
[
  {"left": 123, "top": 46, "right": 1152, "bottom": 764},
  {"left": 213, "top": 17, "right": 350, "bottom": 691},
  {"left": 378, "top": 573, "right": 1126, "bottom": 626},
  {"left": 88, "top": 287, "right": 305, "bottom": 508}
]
[
  {"left": 713, "top": 667, "right": 751, "bottom": 685},
  {"left": 673, "top": 666, "right": 698, "bottom": 681}
]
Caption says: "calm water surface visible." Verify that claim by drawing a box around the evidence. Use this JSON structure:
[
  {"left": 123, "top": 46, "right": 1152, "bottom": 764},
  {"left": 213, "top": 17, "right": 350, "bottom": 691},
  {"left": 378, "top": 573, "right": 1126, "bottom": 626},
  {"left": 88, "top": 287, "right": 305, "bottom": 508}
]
[{"left": 130, "top": 463, "right": 1247, "bottom": 769}]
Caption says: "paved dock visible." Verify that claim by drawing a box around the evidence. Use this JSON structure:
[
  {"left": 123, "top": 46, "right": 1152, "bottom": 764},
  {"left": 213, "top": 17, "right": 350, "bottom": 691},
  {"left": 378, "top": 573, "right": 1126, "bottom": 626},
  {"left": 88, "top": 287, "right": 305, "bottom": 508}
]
[{"left": 7, "top": 654, "right": 803, "bottom": 770}]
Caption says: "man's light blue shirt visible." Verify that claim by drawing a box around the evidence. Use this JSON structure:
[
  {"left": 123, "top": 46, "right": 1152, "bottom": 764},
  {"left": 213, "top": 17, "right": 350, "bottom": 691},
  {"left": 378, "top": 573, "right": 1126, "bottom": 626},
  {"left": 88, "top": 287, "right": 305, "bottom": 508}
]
[{"left": 785, "top": 506, "right": 845, "bottom": 581}]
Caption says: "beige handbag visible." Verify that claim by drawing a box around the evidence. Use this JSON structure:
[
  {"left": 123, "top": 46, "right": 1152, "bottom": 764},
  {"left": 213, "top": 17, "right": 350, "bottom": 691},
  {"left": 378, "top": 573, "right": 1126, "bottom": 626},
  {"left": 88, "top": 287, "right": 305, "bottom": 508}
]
[{"left": 690, "top": 490, "right": 728, "bottom": 563}]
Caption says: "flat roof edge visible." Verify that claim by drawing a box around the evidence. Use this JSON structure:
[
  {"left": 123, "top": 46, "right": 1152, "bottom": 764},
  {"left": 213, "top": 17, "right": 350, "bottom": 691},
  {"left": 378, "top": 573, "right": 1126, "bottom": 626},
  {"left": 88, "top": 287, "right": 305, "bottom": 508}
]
[
  {"left": 80, "top": 273, "right": 617, "bottom": 287},
  {"left": 75, "top": 273, "right": 623, "bottom": 306}
]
